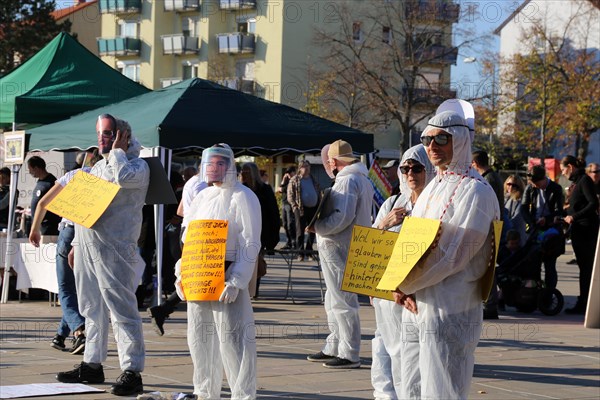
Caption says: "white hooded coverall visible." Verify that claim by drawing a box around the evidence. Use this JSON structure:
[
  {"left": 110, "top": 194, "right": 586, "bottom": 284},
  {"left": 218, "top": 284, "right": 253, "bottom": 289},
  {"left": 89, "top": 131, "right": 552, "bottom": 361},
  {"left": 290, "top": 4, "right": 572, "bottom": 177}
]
[
  {"left": 399, "top": 111, "right": 500, "bottom": 399},
  {"left": 371, "top": 145, "right": 434, "bottom": 400},
  {"left": 314, "top": 161, "right": 374, "bottom": 363},
  {"left": 74, "top": 135, "right": 150, "bottom": 372},
  {"left": 181, "top": 145, "right": 261, "bottom": 400}
]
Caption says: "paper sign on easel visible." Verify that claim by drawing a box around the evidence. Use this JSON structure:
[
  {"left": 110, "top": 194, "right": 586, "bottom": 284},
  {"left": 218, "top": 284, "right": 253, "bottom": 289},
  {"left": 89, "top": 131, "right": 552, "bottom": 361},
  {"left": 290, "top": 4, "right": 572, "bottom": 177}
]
[
  {"left": 180, "top": 219, "right": 228, "bottom": 301},
  {"left": 341, "top": 225, "right": 397, "bottom": 301},
  {"left": 481, "top": 220, "right": 504, "bottom": 301},
  {"left": 376, "top": 217, "right": 441, "bottom": 291},
  {"left": 46, "top": 170, "right": 120, "bottom": 228}
]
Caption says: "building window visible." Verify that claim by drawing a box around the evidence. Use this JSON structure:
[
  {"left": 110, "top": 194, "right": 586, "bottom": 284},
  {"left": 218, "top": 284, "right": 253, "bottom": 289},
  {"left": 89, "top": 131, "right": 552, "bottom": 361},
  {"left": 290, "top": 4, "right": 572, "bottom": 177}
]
[
  {"left": 237, "top": 17, "right": 256, "bottom": 34},
  {"left": 182, "top": 62, "right": 199, "bottom": 79},
  {"left": 119, "top": 21, "right": 139, "bottom": 38},
  {"left": 117, "top": 61, "right": 140, "bottom": 82},
  {"left": 382, "top": 26, "right": 391, "bottom": 44},
  {"left": 182, "top": 16, "right": 199, "bottom": 37},
  {"left": 352, "top": 22, "right": 362, "bottom": 42}
]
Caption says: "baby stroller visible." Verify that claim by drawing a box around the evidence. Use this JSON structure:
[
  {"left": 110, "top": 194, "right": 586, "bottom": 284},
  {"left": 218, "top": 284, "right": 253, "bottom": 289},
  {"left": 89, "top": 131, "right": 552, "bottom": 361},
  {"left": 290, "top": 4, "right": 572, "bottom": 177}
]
[{"left": 496, "top": 228, "right": 564, "bottom": 316}]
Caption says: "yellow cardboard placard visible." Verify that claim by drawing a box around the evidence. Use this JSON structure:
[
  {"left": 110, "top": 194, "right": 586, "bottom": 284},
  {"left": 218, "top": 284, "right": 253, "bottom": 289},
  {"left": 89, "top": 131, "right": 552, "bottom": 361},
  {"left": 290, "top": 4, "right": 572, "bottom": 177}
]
[
  {"left": 180, "top": 219, "right": 228, "bottom": 301},
  {"left": 481, "top": 220, "right": 504, "bottom": 301},
  {"left": 376, "top": 217, "right": 441, "bottom": 291},
  {"left": 46, "top": 170, "right": 120, "bottom": 228},
  {"left": 341, "top": 225, "right": 397, "bottom": 301}
]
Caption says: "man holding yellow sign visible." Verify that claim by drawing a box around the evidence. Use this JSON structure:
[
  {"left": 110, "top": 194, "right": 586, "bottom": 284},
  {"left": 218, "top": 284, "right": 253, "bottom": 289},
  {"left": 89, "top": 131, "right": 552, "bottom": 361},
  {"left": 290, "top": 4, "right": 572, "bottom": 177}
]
[
  {"left": 179, "top": 144, "right": 261, "bottom": 400},
  {"left": 394, "top": 111, "right": 500, "bottom": 400}
]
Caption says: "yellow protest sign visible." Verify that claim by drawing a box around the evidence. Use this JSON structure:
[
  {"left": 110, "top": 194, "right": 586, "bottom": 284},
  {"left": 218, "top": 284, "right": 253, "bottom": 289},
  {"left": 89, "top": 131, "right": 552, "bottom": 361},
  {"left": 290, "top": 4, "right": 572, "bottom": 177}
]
[
  {"left": 46, "top": 170, "right": 120, "bottom": 228},
  {"left": 341, "top": 225, "right": 397, "bottom": 301},
  {"left": 377, "top": 217, "right": 441, "bottom": 291},
  {"left": 180, "top": 219, "right": 228, "bottom": 301},
  {"left": 481, "top": 220, "right": 504, "bottom": 300}
]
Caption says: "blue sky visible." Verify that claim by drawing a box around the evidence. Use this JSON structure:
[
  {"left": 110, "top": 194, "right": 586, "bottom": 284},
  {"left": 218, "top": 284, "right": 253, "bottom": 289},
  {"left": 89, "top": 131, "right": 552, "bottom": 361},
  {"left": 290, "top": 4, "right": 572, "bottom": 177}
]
[{"left": 451, "top": 1, "right": 526, "bottom": 98}]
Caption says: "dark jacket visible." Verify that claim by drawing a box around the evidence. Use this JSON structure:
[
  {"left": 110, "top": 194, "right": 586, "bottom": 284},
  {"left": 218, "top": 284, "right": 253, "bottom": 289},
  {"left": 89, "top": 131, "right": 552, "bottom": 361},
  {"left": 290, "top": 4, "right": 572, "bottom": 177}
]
[
  {"left": 566, "top": 169, "right": 599, "bottom": 239},
  {"left": 521, "top": 178, "right": 564, "bottom": 231},
  {"left": 256, "top": 183, "right": 281, "bottom": 250}
]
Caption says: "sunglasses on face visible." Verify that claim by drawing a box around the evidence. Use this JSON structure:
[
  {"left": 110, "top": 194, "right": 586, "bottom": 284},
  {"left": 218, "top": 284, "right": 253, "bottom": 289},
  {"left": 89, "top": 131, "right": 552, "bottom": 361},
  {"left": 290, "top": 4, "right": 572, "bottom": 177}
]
[
  {"left": 399, "top": 165, "right": 425, "bottom": 174},
  {"left": 420, "top": 133, "right": 451, "bottom": 147},
  {"left": 98, "top": 130, "right": 114, "bottom": 138}
]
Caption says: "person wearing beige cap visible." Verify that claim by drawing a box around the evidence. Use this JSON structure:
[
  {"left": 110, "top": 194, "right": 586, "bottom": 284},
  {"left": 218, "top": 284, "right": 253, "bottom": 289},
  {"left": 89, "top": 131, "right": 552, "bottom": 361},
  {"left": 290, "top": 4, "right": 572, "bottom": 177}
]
[{"left": 306, "top": 139, "right": 374, "bottom": 369}]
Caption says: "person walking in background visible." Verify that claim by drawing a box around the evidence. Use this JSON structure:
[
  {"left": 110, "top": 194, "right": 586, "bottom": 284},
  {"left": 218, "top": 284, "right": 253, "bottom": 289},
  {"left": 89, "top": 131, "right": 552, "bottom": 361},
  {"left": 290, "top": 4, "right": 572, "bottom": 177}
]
[
  {"left": 278, "top": 166, "right": 297, "bottom": 249},
  {"left": 472, "top": 150, "right": 504, "bottom": 320},
  {"left": 522, "top": 165, "right": 564, "bottom": 291},
  {"left": 307, "top": 140, "right": 373, "bottom": 369},
  {"left": 29, "top": 150, "right": 103, "bottom": 355},
  {"left": 26, "top": 156, "right": 61, "bottom": 235},
  {"left": 503, "top": 175, "right": 528, "bottom": 247},
  {"left": 586, "top": 162, "right": 600, "bottom": 204},
  {"left": 381, "top": 159, "right": 400, "bottom": 195},
  {"left": 560, "top": 156, "right": 599, "bottom": 315},
  {"left": 287, "top": 160, "right": 320, "bottom": 261},
  {"left": 0, "top": 167, "right": 18, "bottom": 230},
  {"left": 54, "top": 114, "right": 150, "bottom": 397},
  {"left": 241, "top": 162, "right": 281, "bottom": 299},
  {"left": 371, "top": 145, "right": 434, "bottom": 400}
]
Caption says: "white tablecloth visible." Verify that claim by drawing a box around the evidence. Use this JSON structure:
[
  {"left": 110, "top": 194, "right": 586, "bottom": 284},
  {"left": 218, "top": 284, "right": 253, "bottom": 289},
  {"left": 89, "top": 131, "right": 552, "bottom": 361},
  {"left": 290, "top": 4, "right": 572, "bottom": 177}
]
[
  {"left": 14, "top": 243, "right": 59, "bottom": 294},
  {"left": 1, "top": 236, "right": 59, "bottom": 294}
]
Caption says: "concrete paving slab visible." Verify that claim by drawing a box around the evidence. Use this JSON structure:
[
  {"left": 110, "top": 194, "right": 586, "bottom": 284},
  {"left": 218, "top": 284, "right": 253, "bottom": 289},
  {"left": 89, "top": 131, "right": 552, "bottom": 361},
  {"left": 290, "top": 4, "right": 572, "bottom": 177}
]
[{"left": 1, "top": 247, "right": 599, "bottom": 399}]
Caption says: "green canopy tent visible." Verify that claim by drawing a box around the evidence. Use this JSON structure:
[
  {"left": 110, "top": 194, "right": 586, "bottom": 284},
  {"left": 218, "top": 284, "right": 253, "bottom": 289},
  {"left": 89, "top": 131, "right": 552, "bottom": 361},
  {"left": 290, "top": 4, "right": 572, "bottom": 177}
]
[
  {"left": 0, "top": 32, "right": 149, "bottom": 126},
  {"left": 27, "top": 78, "right": 373, "bottom": 156}
]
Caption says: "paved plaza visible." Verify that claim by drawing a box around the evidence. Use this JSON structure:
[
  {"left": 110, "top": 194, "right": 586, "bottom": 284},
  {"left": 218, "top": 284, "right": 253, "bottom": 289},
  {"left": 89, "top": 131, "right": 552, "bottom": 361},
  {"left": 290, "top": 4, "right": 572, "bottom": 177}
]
[{"left": 1, "top": 245, "right": 599, "bottom": 399}]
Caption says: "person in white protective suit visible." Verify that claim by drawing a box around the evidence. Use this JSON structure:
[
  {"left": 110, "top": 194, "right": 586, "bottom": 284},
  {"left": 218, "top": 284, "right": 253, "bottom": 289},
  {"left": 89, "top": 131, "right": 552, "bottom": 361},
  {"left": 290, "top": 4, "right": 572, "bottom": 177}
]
[
  {"left": 371, "top": 144, "right": 434, "bottom": 400},
  {"left": 55, "top": 114, "right": 150, "bottom": 397},
  {"left": 306, "top": 139, "right": 374, "bottom": 369},
  {"left": 178, "top": 144, "right": 261, "bottom": 400},
  {"left": 396, "top": 111, "right": 500, "bottom": 399}
]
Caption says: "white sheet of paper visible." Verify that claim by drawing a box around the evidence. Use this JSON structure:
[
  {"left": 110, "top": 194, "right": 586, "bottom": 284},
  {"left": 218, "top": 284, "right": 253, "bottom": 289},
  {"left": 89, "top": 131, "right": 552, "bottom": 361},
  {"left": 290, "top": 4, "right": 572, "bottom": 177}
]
[{"left": 0, "top": 383, "right": 104, "bottom": 399}]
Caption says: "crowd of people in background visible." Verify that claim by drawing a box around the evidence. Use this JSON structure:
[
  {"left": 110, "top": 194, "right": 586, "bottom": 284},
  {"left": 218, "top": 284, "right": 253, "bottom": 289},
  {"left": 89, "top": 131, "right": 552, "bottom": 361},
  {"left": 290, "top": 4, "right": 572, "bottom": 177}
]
[{"left": 0, "top": 107, "right": 595, "bottom": 399}]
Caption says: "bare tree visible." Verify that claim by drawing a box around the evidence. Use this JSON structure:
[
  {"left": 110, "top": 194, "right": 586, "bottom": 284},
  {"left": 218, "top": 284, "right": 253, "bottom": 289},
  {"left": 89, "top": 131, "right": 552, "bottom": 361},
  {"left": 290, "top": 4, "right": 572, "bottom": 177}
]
[
  {"left": 497, "top": 1, "right": 600, "bottom": 159},
  {"left": 311, "top": 0, "right": 474, "bottom": 150}
]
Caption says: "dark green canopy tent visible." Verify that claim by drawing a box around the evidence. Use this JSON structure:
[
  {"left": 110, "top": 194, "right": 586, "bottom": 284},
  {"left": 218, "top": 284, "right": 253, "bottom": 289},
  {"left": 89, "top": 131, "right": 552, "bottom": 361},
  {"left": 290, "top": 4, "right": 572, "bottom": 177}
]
[
  {"left": 27, "top": 78, "right": 373, "bottom": 155},
  {"left": 0, "top": 32, "right": 149, "bottom": 126}
]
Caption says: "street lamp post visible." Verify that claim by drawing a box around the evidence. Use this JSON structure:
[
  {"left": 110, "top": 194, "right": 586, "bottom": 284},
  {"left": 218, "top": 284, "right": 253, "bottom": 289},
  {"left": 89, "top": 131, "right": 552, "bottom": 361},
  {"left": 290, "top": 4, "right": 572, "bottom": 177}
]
[{"left": 463, "top": 57, "right": 497, "bottom": 144}]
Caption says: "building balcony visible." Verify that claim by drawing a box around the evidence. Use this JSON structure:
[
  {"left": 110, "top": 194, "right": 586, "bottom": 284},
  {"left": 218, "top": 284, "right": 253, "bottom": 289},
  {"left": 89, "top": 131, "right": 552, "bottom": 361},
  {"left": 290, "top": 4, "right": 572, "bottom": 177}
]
[
  {"left": 405, "top": 1, "right": 460, "bottom": 23},
  {"left": 408, "top": 45, "right": 458, "bottom": 65},
  {"left": 99, "top": 0, "right": 142, "bottom": 14},
  {"left": 218, "top": 78, "right": 256, "bottom": 94},
  {"left": 219, "top": 0, "right": 256, "bottom": 10},
  {"left": 164, "top": 0, "right": 200, "bottom": 12},
  {"left": 216, "top": 33, "right": 255, "bottom": 54},
  {"left": 97, "top": 37, "right": 141, "bottom": 56},
  {"left": 161, "top": 78, "right": 183, "bottom": 88},
  {"left": 403, "top": 86, "right": 457, "bottom": 106},
  {"left": 161, "top": 35, "right": 199, "bottom": 55}
]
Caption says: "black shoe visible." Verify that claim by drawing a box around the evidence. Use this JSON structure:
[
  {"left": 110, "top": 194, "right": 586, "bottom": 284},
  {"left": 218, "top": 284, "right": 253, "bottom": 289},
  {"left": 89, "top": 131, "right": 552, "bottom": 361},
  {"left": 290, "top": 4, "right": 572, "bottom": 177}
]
[
  {"left": 483, "top": 309, "right": 499, "bottom": 320},
  {"left": 147, "top": 306, "right": 166, "bottom": 336},
  {"left": 307, "top": 351, "right": 335, "bottom": 362},
  {"left": 70, "top": 334, "right": 86, "bottom": 355},
  {"left": 323, "top": 357, "right": 361, "bottom": 369},
  {"left": 56, "top": 362, "right": 105, "bottom": 384},
  {"left": 111, "top": 370, "right": 143, "bottom": 396},
  {"left": 51, "top": 334, "right": 66, "bottom": 350},
  {"left": 282, "top": 243, "right": 292, "bottom": 250},
  {"left": 566, "top": 258, "right": 578, "bottom": 265}
]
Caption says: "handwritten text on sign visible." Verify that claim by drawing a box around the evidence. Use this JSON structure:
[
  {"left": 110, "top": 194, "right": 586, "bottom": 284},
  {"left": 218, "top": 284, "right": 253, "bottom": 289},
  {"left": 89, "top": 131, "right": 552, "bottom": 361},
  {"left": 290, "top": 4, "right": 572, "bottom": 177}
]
[
  {"left": 377, "top": 217, "right": 441, "bottom": 291},
  {"left": 180, "top": 220, "right": 228, "bottom": 301},
  {"left": 341, "top": 225, "right": 397, "bottom": 301},
  {"left": 46, "top": 170, "right": 119, "bottom": 229}
]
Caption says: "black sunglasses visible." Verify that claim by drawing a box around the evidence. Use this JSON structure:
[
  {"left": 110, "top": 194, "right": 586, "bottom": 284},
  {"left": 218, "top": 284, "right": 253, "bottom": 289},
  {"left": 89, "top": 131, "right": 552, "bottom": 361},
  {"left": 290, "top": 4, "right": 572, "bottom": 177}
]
[
  {"left": 420, "top": 133, "right": 451, "bottom": 147},
  {"left": 399, "top": 165, "right": 425, "bottom": 174}
]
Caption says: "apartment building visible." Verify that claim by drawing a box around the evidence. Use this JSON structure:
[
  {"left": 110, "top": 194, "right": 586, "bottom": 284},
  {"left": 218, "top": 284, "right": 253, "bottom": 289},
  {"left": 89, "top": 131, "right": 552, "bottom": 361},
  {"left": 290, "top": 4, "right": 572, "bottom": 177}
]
[
  {"left": 52, "top": 0, "right": 101, "bottom": 56},
  {"left": 95, "top": 0, "right": 458, "bottom": 152}
]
